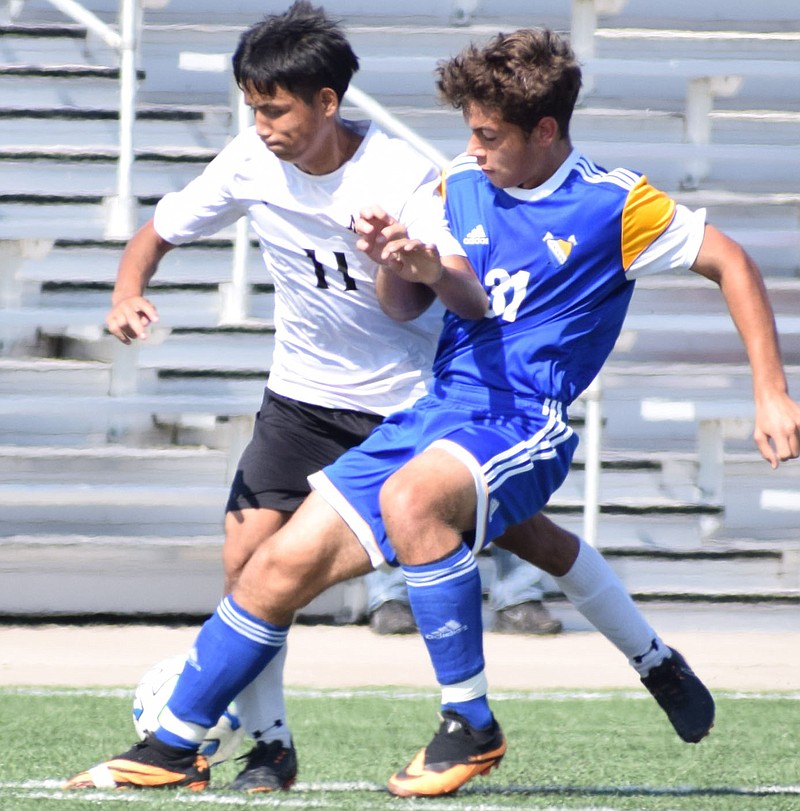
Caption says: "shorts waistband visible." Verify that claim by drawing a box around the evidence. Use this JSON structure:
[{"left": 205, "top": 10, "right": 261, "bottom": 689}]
[{"left": 430, "top": 378, "right": 563, "bottom": 415}]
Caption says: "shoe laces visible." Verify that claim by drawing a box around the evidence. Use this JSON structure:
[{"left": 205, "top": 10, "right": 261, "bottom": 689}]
[
  {"left": 236, "top": 740, "right": 288, "bottom": 768},
  {"left": 648, "top": 659, "right": 688, "bottom": 703}
]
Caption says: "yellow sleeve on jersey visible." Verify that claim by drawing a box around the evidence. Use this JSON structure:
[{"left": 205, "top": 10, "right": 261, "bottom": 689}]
[{"left": 620, "top": 176, "right": 676, "bottom": 271}]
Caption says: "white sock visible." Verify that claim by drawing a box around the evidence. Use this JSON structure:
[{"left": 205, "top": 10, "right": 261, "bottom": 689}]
[
  {"left": 233, "top": 644, "right": 293, "bottom": 746},
  {"left": 554, "top": 539, "right": 669, "bottom": 676}
]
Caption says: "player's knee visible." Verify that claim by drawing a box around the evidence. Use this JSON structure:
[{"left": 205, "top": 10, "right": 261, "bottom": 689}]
[
  {"left": 244, "top": 530, "right": 331, "bottom": 610},
  {"left": 381, "top": 471, "right": 433, "bottom": 529},
  {"left": 380, "top": 472, "right": 449, "bottom": 564}
]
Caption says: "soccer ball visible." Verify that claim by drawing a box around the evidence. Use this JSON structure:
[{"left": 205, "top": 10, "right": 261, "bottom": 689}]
[{"left": 132, "top": 654, "right": 245, "bottom": 766}]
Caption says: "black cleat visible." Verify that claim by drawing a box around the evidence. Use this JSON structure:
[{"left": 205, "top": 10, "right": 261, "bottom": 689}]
[
  {"left": 641, "top": 647, "right": 715, "bottom": 743},
  {"left": 230, "top": 739, "right": 298, "bottom": 792},
  {"left": 388, "top": 710, "right": 506, "bottom": 797}
]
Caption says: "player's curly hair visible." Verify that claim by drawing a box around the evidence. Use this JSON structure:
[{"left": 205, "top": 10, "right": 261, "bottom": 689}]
[
  {"left": 233, "top": 0, "right": 359, "bottom": 103},
  {"left": 437, "top": 28, "right": 582, "bottom": 139}
]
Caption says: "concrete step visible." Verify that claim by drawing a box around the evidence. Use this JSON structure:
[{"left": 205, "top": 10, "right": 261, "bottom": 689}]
[
  {"left": 0, "top": 64, "right": 145, "bottom": 107},
  {"left": 0, "top": 199, "right": 149, "bottom": 239},
  {"left": 0, "top": 533, "right": 369, "bottom": 619},
  {"left": 0, "top": 356, "right": 111, "bottom": 393},
  {"left": 0, "top": 111, "right": 229, "bottom": 150},
  {"left": 601, "top": 545, "right": 800, "bottom": 600},
  {"left": 0, "top": 157, "right": 209, "bottom": 198},
  {"left": 1, "top": 532, "right": 795, "bottom": 618},
  {"left": 17, "top": 238, "right": 263, "bottom": 285},
  {"left": 630, "top": 275, "right": 800, "bottom": 318},
  {"left": 593, "top": 31, "right": 800, "bottom": 64},
  {"left": 0, "top": 443, "right": 229, "bottom": 485},
  {"left": 358, "top": 103, "right": 800, "bottom": 150},
  {"left": 36, "top": 281, "right": 275, "bottom": 321},
  {"left": 0, "top": 482, "right": 229, "bottom": 535},
  {"left": 555, "top": 509, "right": 798, "bottom": 550},
  {"left": 0, "top": 22, "right": 116, "bottom": 65},
  {"left": 616, "top": 314, "right": 800, "bottom": 367}
]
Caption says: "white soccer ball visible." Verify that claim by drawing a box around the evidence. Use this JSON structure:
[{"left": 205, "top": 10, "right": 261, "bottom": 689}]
[{"left": 132, "top": 654, "right": 245, "bottom": 766}]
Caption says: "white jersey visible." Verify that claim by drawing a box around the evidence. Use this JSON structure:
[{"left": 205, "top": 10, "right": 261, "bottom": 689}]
[{"left": 154, "top": 121, "right": 465, "bottom": 416}]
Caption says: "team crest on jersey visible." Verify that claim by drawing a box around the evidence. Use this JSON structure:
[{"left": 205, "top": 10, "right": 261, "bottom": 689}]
[
  {"left": 463, "top": 223, "right": 489, "bottom": 245},
  {"left": 543, "top": 231, "right": 577, "bottom": 265}
]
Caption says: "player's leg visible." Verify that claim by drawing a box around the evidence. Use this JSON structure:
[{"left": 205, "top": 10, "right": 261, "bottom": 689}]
[
  {"left": 224, "top": 392, "right": 383, "bottom": 792},
  {"left": 220, "top": 391, "right": 307, "bottom": 791},
  {"left": 64, "top": 494, "right": 373, "bottom": 790},
  {"left": 223, "top": 507, "right": 297, "bottom": 790},
  {"left": 307, "top": 401, "right": 574, "bottom": 796},
  {"left": 495, "top": 515, "right": 715, "bottom": 742},
  {"left": 380, "top": 446, "right": 506, "bottom": 797},
  {"left": 377, "top": 402, "right": 575, "bottom": 796}
]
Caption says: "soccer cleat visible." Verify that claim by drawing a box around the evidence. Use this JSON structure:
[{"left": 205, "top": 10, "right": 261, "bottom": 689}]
[
  {"left": 641, "top": 647, "right": 715, "bottom": 743},
  {"left": 63, "top": 735, "right": 210, "bottom": 790},
  {"left": 230, "top": 739, "right": 298, "bottom": 792},
  {"left": 388, "top": 710, "right": 506, "bottom": 797}
]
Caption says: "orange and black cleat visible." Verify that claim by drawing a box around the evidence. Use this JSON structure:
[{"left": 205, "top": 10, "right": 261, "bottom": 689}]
[
  {"left": 64, "top": 736, "right": 210, "bottom": 791},
  {"left": 388, "top": 710, "right": 506, "bottom": 797}
]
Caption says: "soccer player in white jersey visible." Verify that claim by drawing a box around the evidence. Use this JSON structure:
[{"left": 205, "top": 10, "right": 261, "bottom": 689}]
[{"left": 66, "top": 22, "right": 800, "bottom": 800}]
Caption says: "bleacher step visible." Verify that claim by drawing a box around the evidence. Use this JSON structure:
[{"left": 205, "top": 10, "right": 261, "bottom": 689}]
[
  {"left": 0, "top": 444, "right": 228, "bottom": 484},
  {"left": 1, "top": 533, "right": 795, "bottom": 618},
  {"left": 0, "top": 533, "right": 367, "bottom": 620}
]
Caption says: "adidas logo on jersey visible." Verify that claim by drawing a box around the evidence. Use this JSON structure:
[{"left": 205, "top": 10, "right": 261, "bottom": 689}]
[
  {"left": 425, "top": 619, "right": 468, "bottom": 640},
  {"left": 463, "top": 224, "right": 489, "bottom": 245}
]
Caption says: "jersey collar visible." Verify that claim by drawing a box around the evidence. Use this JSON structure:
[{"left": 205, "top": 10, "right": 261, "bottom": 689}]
[{"left": 501, "top": 148, "right": 581, "bottom": 202}]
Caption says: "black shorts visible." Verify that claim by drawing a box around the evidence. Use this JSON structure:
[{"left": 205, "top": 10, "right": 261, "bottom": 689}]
[{"left": 226, "top": 389, "right": 384, "bottom": 514}]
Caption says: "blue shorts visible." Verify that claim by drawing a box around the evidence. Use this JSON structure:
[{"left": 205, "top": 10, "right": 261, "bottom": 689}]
[{"left": 308, "top": 382, "right": 578, "bottom": 567}]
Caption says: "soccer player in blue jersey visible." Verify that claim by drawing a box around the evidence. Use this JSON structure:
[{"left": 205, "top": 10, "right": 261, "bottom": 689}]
[{"left": 65, "top": 25, "right": 800, "bottom": 798}]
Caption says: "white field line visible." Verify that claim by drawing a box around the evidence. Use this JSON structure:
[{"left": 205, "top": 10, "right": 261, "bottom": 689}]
[
  {"left": 3, "top": 686, "right": 800, "bottom": 701},
  {"left": 2, "top": 780, "right": 800, "bottom": 808}
]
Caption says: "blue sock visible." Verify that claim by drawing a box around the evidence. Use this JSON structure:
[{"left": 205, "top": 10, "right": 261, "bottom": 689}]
[
  {"left": 402, "top": 543, "right": 491, "bottom": 729},
  {"left": 155, "top": 595, "right": 289, "bottom": 750}
]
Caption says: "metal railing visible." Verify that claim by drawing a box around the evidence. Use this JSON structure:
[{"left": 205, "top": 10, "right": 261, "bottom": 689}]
[{"left": 35, "top": 0, "right": 139, "bottom": 238}]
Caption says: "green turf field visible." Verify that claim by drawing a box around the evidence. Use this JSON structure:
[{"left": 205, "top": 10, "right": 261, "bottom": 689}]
[{"left": 2, "top": 686, "right": 798, "bottom": 810}]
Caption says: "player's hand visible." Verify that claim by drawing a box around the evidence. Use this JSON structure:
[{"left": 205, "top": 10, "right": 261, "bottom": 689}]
[
  {"left": 356, "top": 206, "right": 443, "bottom": 286},
  {"left": 355, "top": 206, "right": 400, "bottom": 260},
  {"left": 753, "top": 391, "right": 800, "bottom": 468},
  {"left": 105, "top": 295, "right": 160, "bottom": 344}
]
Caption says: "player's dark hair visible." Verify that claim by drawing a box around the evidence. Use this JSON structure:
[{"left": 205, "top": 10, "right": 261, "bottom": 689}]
[
  {"left": 232, "top": 1, "right": 359, "bottom": 103},
  {"left": 436, "top": 27, "right": 581, "bottom": 139}
]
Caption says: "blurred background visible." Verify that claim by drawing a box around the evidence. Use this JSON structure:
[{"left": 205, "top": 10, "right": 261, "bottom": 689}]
[{"left": 0, "top": 0, "right": 798, "bottom": 621}]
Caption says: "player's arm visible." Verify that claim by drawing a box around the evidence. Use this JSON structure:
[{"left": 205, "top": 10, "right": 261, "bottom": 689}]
[
  {"left": 356, "top": 206, "right": 488, "bottom": 321},
  {"left": 690, "top": 223, "right": 800, "bottom": 467},
  {"left": 106, "top": 218, "right": 176, "bottom": 344}
]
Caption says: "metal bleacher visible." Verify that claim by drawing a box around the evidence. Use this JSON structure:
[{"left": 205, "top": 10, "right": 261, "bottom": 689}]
[{"left": 1, "top": 0, "right": 799, "bottom": 617}]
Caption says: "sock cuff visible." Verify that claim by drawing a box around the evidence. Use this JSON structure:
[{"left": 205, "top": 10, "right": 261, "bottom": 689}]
[
  {"left": 156, "top": 706, "right": 207, "bottom": 747},
  {"left": 401, "top": 543, "right": 477, "bottom": 588},
  {"left": 441, "top": 670, "right": 488, "bottom": 704},
  {"left": 554, "top": 538, "right": 604, "bottom": 593},
  {"left": 217, "top": 595, "right": 290, "bottom": 647}
]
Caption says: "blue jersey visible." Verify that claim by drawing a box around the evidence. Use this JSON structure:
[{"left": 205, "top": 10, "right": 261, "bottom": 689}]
[
  {"left": 313, "top": 150, "right": 705, "bottom": 563},
  {"left": 437, "top": 150, "right": 682, "bottom": 406}
]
